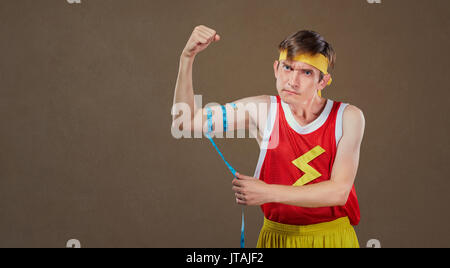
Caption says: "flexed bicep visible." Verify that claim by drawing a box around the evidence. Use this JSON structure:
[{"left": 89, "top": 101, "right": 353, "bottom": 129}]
[{"left": 188, "top": 95, "right": 270, "bottom": 139}]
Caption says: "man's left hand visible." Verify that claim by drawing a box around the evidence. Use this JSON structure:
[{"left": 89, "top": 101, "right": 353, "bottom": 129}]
[{"left": 232, "top": 172, "right": 272, "bottom": 206}]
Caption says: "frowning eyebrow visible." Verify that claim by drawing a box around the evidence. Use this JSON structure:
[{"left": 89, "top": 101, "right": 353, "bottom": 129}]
[{"left": 282, "top": 62, "right": 315, "bottom": 72}]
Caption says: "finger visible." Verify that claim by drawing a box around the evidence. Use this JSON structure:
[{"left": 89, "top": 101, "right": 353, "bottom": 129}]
[
  {"left": 236, "top": 172, "right": 252, "bottom": 180},
  {"left": 198, "top": 28, "right": 219, "bottom": 43},
  {"left": 232, "top": 179, "right": 243, "bottom": 187},
  {"left": 194, "top": 33, "right": 209, "bottom": 44},
  {"left": 196, "top": 28, "right": 215, "bottom": 42},
  {"left": 236, "top": 197, "right": 246, "bottom": 205},
  {"left": 196, "top": 31, "right": 211, "bottom": 42},
  {"left": 235, "top": 193, "right": 246, "bottom": 201},
  {"left": 195, "top": 36, "right": 208, "bottom": 45},
  {"left": 203, "top": 29, "right": 219, "bottom": 42},
  {"left": 232, "top": 186, "right": 243, "bottom": 194},
  {"left": 196, "top": 27, "right": 214, "bottom": 38},
  {"left": 197, "top": 25, "right": 216, "bottom": 36}
]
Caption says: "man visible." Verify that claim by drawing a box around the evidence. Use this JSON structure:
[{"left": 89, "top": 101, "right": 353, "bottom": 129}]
[{"left": 172, "top": 25, "right": 365, "bottom": 248}]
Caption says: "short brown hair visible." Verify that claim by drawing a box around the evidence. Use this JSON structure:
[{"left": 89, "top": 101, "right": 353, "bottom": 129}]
[{"left": 278, "top": 30, "right": 336, "bottom": 81}]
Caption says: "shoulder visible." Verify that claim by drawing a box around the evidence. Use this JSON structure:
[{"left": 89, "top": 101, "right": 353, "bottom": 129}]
[
  {"left": 253, "top": 95, "right": 272, "bottom": 106},
  {"left": 231, "top": 94, "right": 272, "bottom": 122},
  {"left": 231, "top": 95, "right": 272, "bottom": 113},
  {"left": 341, "top": 104, "right": 365, "bottom": 143},
  {"left": 342, "top": 104, "right": 365, "bottom": 127},
  {"left": 236, "top": 95, "right": 271, "bottom": 104}
]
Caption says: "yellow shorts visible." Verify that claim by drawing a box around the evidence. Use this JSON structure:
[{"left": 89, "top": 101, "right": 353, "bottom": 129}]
[{"left": 256, "top": 216, "right": 359, "bottom": 248}]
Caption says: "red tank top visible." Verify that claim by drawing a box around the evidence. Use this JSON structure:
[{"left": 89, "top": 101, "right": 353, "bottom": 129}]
[{"left": 254, "top": 95, "right": 360, "bottom": 226}]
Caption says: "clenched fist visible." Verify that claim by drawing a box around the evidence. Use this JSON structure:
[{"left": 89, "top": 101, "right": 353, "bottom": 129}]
[{"left": 182, "top": 25, "right": 221, "bottom": 59}]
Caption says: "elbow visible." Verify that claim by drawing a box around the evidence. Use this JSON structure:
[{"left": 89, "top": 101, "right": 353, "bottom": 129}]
[
  {"left": 336, "top": 195, "right": 347, "bottom": 207},
  {"left": 172, "top": 118, "right": 188, "bottom": 131},
  {"left": 171, "top": 112, "right": 193, "bottom": 132},
  {"left": 171, "top": 102, "right": 194, "bottom": 133},
  {"left": 171, "top": 118, "right": 194, "bottom": 138},
  {"left": 171, "top": 119, "right": 182, "bottom": 131},
  {"left": 334, "top": 186, "right": 351, "bottom": 207}
]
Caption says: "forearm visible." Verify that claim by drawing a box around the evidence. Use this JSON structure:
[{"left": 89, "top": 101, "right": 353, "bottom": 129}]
[
  {"left": 173, "top": 55, "right": 197, "bottom": 122},
  {"left": 269, "top": 180, "right": 349, "bottom": 208}
]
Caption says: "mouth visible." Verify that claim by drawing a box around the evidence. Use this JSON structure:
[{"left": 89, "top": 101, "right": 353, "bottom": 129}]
[{"left": 282, "top": 89, "right": 299, "bottom": 95}]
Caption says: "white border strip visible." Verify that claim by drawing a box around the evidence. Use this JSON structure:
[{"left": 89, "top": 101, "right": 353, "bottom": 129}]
[
  {"left": 335, "top": 103, "right": 348, "bottom": 147},
  {"left": 281, "top": 99, "right": 333, "bottom": 134},
  {"left": 253, "top": 96, "right": 277, "bottom": 179}
]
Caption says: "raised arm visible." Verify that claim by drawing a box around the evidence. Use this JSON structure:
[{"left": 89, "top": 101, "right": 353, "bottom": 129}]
[
  {"left": 172, "top": 25, "right": 220, "bottom": 123},
  {"left": 171, "top": 25, "right": 270, "bottom": 140}
]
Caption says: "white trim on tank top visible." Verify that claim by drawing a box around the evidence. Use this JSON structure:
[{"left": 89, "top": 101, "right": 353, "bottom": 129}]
[
  {"left": 335, "top": 102, "right": 349, "bottom": 147},
  {"left": 253, "top": 96, "right": 277, "bottom": 179},
  {"left": 280, "top": 98, "right": 334, "bottom": 134}
]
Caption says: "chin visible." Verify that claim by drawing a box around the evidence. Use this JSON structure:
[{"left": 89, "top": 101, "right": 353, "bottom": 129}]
[
  {"left": 279, "top": 90, "right": 298, "bottom": 102},
  {"left": 279, "top": 94, "right": 295, "bottom": 104}
]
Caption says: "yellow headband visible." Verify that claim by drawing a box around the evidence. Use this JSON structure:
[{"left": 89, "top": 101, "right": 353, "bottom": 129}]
[{"left": 279, "top": 50, "right": 332, "bottom": 88}]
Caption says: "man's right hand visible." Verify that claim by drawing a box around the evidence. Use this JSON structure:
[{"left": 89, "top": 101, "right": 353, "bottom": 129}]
[{"left": 182, "top": 25, "right": 220, "bottom": 59}]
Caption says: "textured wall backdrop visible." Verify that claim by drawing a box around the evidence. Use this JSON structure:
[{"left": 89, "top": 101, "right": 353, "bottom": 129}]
[{"left": 0, "top": 0, "right": 449, "bottom": 247}]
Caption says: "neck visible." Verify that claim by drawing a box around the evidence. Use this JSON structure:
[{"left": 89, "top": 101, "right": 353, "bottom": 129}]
[{"left": 287, "top": 95, "right": 327, "bottom": 122}]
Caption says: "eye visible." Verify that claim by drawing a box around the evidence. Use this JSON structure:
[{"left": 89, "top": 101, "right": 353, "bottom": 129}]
[
  {"left": 282, "top": 64, "right": 292, "bottom": 71},
  {"left": 305, "top": 70, "right": 312, "bottom": 75}
]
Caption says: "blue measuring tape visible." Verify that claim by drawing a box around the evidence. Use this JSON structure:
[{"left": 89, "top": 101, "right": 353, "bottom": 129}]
[{"left": 205, "top": 104, "right": 245, "bottom": 248}]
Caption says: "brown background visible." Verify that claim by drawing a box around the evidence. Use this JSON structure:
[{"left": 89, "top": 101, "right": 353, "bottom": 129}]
[{"left": 0, "top": 0, "right": 449, "bottom": 248}]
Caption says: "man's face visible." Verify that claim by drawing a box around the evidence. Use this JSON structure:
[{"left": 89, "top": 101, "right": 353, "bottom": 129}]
[{"left": 273, "top": 59, "right": 328, "bottom": 103}]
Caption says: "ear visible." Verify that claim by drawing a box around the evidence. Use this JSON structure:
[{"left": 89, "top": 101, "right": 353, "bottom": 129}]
[
  {"left": 273, "top": 60, "right": 279, "bottom": 79},
  {"left": 318, "top": 74, "right": 332, "bottom": 90}
]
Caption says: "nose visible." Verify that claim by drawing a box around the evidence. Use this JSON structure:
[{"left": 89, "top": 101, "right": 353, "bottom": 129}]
[{"left": 288, "top": 70, "right": 301, "bottom": 89}]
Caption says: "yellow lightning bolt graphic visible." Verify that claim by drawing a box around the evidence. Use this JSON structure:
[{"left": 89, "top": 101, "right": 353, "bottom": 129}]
[{"left": 291, "top": 145, "right": 325, "bottom": 186}]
